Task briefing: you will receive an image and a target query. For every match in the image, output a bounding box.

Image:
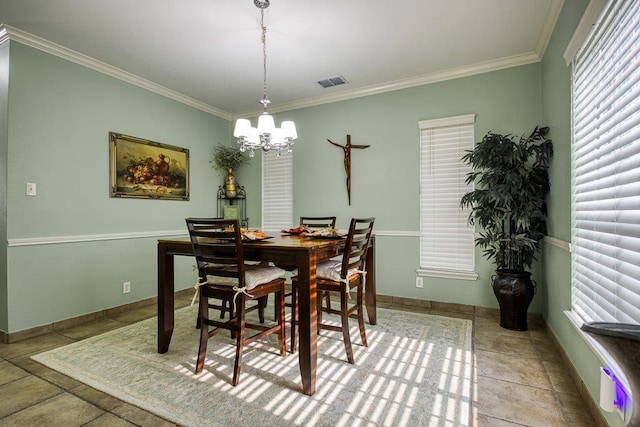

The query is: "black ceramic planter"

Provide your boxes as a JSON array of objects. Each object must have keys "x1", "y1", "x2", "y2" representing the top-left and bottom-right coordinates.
[{"x1": 492, "y1": 269, "x2": 536, "y2": 331}]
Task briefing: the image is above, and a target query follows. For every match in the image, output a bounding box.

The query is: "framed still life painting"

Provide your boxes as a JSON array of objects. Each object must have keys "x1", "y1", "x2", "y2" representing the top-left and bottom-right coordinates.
[{"x1": 110, "y1": 132, "x2": 190, "y2": 200}]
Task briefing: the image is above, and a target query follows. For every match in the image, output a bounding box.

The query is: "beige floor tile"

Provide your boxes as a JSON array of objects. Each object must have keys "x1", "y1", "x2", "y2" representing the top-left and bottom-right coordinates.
[
  {"x1": 1, "y1": 392, "x2": 104, "y2": 426},
  {"x1": 556, "y1": 392, "x2": 597, "y2": 425},
  {"x1": 387, "y1": 304, "x2": 430, "y2": 315},
  {"x1": 107, "y1": 305, "x2": 158, "y2": 324},
  {"x1": 391, "y1": 296, "x2": 432, "y2": 309},
  {"x1": 533, "y1": 338, "x2": 564, "y2": 363},
  {"x1": 0, "y1": 375, "x2": 63, "y2": 418},
  {"x1": 475, "y1": 376, "x2": 565, "y2": 425},
  {"x1": 83, "y1": 412, "x2": 138, "y2": 427},
  {"x1": 474, "y1": 413, "x2": 527, "y2": 426},
  {"x1": 175, "y1": 293, "x2": 195, "y2": 308},
  {"x1": 13, "y1": 354, "x2": 84, "y2": 390},
  {"x1": 57, "y1": 318, "x2": 127, "y2": 340},
  {"x1": 0, "y1": 333, "x2": 75, "y2": 360},
  {"x1": 111, "y1": 402, "x2": 177, "y2": 427},
  {"x1": 474, "y1": 315, "x2": 532, "y2": 338},
  {"x1": 430, "y1": 310, "x2": 474, "y2": 321},
  {"x1": 0, "y1": 360, "x2": 30, "y2": 385},
  {"x1": 71, "y1": 384, "x2": 124, "y2": 412},
  {"x1": 474, "y1": 331, "x2": 538, "y2": 358},
  {"x1": 475, "y1": 349, "x2": 552, "y2": 390},
  {"x1": 528, "y1": 322, "x2": 551, "y2": 340},
  {"x1": 544, "y1": 361, "x2": 580, "y2": 395}
]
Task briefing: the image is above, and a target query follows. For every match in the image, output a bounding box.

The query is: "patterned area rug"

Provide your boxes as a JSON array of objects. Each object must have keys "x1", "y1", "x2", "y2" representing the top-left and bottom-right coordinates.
[{"x1": 33, "y1": 305, "x2": 472, "y2": 426}]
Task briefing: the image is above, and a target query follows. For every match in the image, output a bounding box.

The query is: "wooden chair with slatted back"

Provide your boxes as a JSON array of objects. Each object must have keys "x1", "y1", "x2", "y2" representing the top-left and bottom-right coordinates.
[
  {"x1": 186, "y1": 218, "x2": 286, "y2": 385},
  {"x1": 300, "y1": 216, "x2": 337, "y2": 230},
  {"x1": 291, "y1": 217, "x2": 375, "y2": 362},
  {"x1": 192, "y1": 219, "x2": 266, "y2": 329},
  {"x1": 279, "y1": 216, "x2": 338, "y2": 349},
  {"x1": 300, "y1": 216, "x2": 338, "y2": 307}
]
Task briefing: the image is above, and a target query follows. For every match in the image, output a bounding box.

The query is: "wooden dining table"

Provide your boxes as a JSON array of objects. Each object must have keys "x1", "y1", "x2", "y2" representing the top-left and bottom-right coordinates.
[{"x1": 157, "y1": 233, "x2": 376, "y2": 396}]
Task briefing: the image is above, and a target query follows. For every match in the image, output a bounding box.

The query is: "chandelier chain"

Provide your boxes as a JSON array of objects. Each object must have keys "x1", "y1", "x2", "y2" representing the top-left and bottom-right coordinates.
[{"x1": 261, "y1": 7, "x2": 269, "y2": 111}]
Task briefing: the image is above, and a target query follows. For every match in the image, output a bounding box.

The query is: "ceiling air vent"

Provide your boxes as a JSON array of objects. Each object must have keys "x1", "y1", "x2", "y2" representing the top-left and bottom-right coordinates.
[{"x1": 317, "y1": 75, "x2": 348, "y2": 89}]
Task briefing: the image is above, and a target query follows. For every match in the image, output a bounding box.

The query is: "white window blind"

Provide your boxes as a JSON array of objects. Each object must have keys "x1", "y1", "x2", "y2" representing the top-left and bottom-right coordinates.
[
  {"x1": 571, "y1": 0, "x2": 640, "y2": 324},
  {"x1": 262, "y1": 152, "x2": 293, "y2": 233},
  {"x1": 419, "y1": 114, "x2": 476, "y2": 273}
]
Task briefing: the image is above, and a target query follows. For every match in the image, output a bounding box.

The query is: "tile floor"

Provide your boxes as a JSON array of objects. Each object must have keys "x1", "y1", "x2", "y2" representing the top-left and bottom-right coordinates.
[{"x1": 0, "y1": 294, "x2": 601, "y2": 426}]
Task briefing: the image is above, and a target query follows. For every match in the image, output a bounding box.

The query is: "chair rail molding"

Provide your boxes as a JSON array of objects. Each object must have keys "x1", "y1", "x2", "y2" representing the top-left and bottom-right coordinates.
[
  {"x1": 7, "y1": 230, "x2": 187, "y2": 247},
  {"x1": 8, "y1": 231, "x2": 567, "y2": 247},
  {"x1": 544, "y1": 235, "x2": 571, "y2": 252}
]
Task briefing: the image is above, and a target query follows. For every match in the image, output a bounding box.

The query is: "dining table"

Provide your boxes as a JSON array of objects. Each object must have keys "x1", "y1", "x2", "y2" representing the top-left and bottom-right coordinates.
[{"x1": 157, "y1": 233, "x2": 376, "y2": 396}]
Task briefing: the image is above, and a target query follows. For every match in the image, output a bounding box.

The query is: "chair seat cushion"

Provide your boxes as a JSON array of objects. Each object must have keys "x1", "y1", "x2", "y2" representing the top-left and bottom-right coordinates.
[
  {"x1": 207, "y1": 265, "x2": 285, "y2": 290},
  {"x1": 315, "y1": 260, "x2": 358, "y2": 282}
]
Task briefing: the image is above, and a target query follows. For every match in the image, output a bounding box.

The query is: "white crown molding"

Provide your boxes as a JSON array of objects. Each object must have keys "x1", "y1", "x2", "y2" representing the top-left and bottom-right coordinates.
[
  {"x1": 7, "y1": 230, "x2": 187, "y2": 247},
  {"x1": 0, "y1": 26, "x2": 8, "y2": 45},
  {"x1": 234, "y1": 51, "x2": 541, "y2": 119},
  {"x1": 536, "y1": 0, "x2": 565, "y2": 59},
  {"x1": 2, "y1": 25, "x2": 232, "y2": 120}
]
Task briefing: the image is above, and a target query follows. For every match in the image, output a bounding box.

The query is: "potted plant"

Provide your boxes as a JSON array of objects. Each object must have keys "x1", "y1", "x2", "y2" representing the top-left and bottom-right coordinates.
[
  {"x1": 460, "y1": 126, "x2": 553, "y2": 330},
  {"x1": 211, "y1": 145, "x2": 249, "y2": 198}
]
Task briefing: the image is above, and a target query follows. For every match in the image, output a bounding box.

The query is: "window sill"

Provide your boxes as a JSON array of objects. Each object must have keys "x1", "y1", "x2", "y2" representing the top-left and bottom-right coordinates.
[
  {"x1": 416, "y1": 268, "x2": 478, "y2": 281},
  {"x1": 565, "y1": 310, "x2": 631, "y2": 390},
  {"x1": 565, "y1": 310, "x2": 636, "y2": 423}
]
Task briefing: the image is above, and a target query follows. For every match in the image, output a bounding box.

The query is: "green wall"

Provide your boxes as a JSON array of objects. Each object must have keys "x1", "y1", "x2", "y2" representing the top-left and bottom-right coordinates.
[
  {"x1": 3, "y1": 41, "x2": 230, "y2": 332},
  {"x1": 243, "y1": 64, "x2": 544, "y2": 309}
]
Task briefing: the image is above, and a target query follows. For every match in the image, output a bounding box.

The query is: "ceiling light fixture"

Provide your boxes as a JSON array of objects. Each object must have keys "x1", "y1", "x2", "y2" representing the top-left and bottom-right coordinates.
[{"x1": 233, "y1": 0, "x2": 297, "y2": 157}]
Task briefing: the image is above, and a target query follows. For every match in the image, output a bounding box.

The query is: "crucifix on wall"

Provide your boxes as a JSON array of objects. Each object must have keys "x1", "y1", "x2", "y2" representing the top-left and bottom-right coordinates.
[{"x1": 327, "y1": 134, "x2": 370, "y2": 205}]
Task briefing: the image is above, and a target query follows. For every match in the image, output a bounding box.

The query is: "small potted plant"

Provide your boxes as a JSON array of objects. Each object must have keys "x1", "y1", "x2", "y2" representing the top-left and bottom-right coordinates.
[
  {"x1": 460, "y1": 126, "x2": 553, "y2": 330},
  {"x1": 211, "y1": 145, "x2": 249, "y2": 198}
]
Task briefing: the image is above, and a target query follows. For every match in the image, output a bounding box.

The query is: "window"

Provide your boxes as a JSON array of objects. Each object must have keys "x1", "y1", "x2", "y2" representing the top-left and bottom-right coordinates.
[
  {"x1": 571, "y1": 0, "x2": 640, "y2": 324},
  {"x1": 418, "y1": 114, "x2": 476, "y2": 278},
  {"x1": 262, "y1": 152, "x2": 293, "y2": 233}
]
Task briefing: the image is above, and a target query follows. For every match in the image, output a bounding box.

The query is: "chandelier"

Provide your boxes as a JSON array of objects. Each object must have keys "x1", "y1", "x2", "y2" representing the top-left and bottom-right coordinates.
[{"x1": 233, "y1": 0, "x2": 298, "y2": 157}]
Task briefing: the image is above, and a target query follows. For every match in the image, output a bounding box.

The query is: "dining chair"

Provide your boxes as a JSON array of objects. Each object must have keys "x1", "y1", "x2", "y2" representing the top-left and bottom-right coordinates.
[
  {"x1": 186, "y1": 217, "x2": 287, "y2": 386},
  {"x1": 300, "y1": 216, "x2": 337, "y2": 230},
  {"x1": 191, "y1": 218, "x2": 266, "y2": 326},
  {"x1": 300, "y1": 216, "x2": 338, "y2": 306},
  {"x1": 279, "y1": 215, "x2": 338, "y2": 340},
  {"x1": 291, "y1": 217, "x2": 375, "y2": 362}
]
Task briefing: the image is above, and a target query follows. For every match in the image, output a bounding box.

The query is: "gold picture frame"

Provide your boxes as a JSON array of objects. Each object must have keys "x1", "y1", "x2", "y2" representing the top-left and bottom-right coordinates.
[{"x1": 110, "y1": 132, "x2": 189, "y2": 200}]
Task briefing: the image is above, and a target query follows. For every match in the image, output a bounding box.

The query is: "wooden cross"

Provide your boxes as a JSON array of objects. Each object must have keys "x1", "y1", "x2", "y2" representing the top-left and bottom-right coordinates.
[{"x1": 327, "y1": 134, "x2": 370, "y2": 205}]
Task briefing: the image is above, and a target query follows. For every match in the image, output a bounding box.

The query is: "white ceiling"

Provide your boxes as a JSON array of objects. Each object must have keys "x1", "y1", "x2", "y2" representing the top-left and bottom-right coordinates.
[{"x1": 0, "y1": 0, "x2": 561, "y2": 119}]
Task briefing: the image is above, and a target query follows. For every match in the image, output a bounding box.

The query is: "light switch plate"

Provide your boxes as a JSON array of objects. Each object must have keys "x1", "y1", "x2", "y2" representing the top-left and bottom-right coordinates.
[{"x1": 26, "y1": 183, "x2": 37, "y2": 196}]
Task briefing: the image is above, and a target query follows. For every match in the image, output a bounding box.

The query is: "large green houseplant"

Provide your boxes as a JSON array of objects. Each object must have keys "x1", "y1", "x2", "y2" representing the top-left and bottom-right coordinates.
[{"x1": 460, "y1": 126, "x2": 553, "y2": 330}]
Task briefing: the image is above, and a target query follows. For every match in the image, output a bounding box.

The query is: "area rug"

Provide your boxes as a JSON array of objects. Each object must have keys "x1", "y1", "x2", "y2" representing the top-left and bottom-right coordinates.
[{"x1": 32, "y1": 305, "x2": 473, "y2": 426}]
